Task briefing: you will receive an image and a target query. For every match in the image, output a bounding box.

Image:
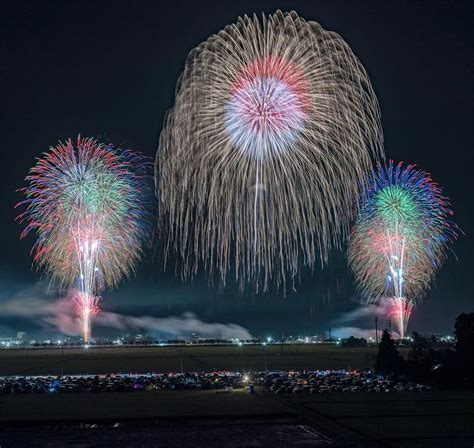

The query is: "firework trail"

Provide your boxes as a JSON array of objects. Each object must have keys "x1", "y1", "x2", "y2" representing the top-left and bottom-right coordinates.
[
  {"x1": 347, "y1": 161, "x2": 459, "y2": 338},
  {"x1": 156, "y1": 10, "x2": 384, "y2": 292},
  {"x1": 17, "y1": 136, "x2": 151, "y2": 342}
]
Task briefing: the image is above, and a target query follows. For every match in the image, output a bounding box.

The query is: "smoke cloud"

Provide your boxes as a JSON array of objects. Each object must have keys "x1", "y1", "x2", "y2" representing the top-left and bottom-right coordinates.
[
  {"x1": 330, "y1": 300, "x2": 395, "y2": 339},
  {"x1": 0, "y1": 283, "x2": 252, "y2": 340}
]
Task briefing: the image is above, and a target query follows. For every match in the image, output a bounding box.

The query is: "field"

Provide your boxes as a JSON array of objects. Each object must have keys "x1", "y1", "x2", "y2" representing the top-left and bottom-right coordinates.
[
  {"x1": 1, "y1": 345, "x2": 472, "y2": 447},
  {"x1": 0, "y1": 344, "x2": 382, "y2": 376},
  {"x1": 1, "y1": 389, "x2": 473, "y2": 447},
  {"x1": 286, "y1": 391, "x2": 474, "y2": 447}
]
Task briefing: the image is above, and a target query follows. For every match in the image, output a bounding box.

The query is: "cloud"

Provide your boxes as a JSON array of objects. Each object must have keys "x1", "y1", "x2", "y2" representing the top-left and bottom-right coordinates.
[
  {"x1": 96, "y1": 311, "x2": 252, "y2": 340},
  {"x1": 331, "y1": 300, "x2": 396, "y2": 339},
  {"x1": 0, "y1": 283, "x2": 252, "y2": 340},
  {"x1": 331, "y1": 326, "x2": 377, "y2": 339},
  {"x1": 332, "y1": 301, "x2": 391, "y2": 326}
]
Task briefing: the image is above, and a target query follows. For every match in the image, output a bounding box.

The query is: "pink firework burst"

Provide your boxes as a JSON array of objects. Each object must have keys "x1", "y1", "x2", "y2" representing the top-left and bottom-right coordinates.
[
  {"x1": 388, "y1": 297, "x2": 414, "y2": 339},
  {"x1": 73, "y1": 292, "x2": 100, "y2": 344}
]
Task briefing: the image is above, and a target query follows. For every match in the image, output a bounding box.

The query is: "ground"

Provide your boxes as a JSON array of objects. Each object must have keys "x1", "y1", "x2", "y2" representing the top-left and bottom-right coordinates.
[
  {"x1": 1, "y1": 389, "x2": 473, "y2": 447},
  {"x1": 0, "y1": 344, "x2": 379, "y2": 375},
  {"x1": 1, "y1": 345, "x2": 472, "y2": 447}
]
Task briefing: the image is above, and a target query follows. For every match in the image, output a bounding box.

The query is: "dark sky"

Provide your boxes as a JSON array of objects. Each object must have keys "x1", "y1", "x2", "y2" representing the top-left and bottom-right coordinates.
[{"x1": 1, "y1": 0, "x2": 472, "y2": 338}]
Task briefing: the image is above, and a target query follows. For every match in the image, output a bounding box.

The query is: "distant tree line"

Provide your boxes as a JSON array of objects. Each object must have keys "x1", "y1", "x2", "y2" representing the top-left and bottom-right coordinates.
[{"x1": 341, "y1": 336, "x2": 368, "y2": 348}]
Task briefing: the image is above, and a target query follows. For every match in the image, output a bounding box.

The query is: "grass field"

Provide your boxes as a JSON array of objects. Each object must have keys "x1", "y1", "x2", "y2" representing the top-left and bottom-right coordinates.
[
  {"x1": 1, "y1": 389, "x2": 472, "y2": 447},
  {"x1": 1, "y1": 345, "x2": 472, "y2": 447},
  {"x1": 0, "y1": 344, "x2": 382, "y2": 375},
  {"x1": 286, "y1": 391, "x2": 474, "y2": 447}
]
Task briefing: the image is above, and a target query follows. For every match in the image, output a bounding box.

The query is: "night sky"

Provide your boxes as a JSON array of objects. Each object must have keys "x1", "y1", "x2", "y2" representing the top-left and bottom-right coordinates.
[{"x1": 1, "y1": 0, "x2": 472, "y2": 339}]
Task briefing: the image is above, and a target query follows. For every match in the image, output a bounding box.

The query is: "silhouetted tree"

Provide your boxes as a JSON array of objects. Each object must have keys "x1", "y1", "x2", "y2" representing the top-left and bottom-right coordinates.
[
  {"x1": 454, "y1": 313, "x2": 474, "y2": 387},
  {"x1": 375, "y1": 329, "x2": 404, "y2": 375},
  {"x1": 342, "y1": 336, "x2": 368, "y2": 348},
  {"x1": 406, "y1": 332, "x2": 439, "y2": 381},
  {"x1": 408, "y1": 332, "x2": 429, "y2": 364},
  {"x1": 399, "y1": 314, "x2": 474, "y2": 387}
]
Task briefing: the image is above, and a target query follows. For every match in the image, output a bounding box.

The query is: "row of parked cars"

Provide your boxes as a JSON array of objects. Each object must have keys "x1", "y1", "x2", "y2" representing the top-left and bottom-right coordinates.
[
  {"x1": 0, "y1": 370, "x2": 430, "y2": 395},
  {"x1": 0, "y1": 372, "x2": 246, "y2": 394},
  {"x1": 254, "y1": 370, "x2": 431, "y2": 394}
]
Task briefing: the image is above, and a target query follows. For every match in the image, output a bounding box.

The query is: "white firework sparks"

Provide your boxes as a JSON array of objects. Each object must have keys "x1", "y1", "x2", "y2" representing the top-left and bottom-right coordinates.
[{"x1": 156, "y1": 11, "x2": 384, "y2": 292}]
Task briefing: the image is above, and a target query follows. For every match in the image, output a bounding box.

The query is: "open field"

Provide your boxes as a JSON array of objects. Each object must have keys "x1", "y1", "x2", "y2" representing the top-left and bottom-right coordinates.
[
  {"x1": 0, "y1": 345, "x2": 472, "y2": 447},
  {"x1": 0, "y1": 389, "x2": 366, "y2": 447},
  {"x1": 0, "y1": 389, "x2": 294, "y2": 422},
  {"x1": 0, "y1": 389, "x2": 472, "y2": 447},
  {"x1": 286, "y1": 390, "x2": 474, "y2": 448},
  {"x1": 0, "y1": 344, "x2": 384, "y2": 376}
]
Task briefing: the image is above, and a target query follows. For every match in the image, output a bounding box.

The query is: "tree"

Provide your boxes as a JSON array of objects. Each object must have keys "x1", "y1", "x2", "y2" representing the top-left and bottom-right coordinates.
[
  {"x1": 406, "y1": 332, "x2": 437, "y2": 380},
  {"x1": 375, "y1": 329, "x2": 404, "y2": 375},
  {"x1": 408, "y1": 332, "x2": 431, "y2": 363},
  {"x1": 454, "y1": 313, "x2": 474, "y2": 387},
  {"x1": 341, "y1": 336, "x2": 368, "y2": 348}
]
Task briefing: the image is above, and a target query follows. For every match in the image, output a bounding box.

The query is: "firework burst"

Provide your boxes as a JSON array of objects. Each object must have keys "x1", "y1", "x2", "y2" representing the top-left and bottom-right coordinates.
[
  {"x1": 156, "y1": 10, "x2": 383, "y2": 292},
  {"x1": 17, "y1": 136, "x2": 151, "y2": 341},
  {"x1": 347, "y1": 161, "x2": 459, "y2": 337}
]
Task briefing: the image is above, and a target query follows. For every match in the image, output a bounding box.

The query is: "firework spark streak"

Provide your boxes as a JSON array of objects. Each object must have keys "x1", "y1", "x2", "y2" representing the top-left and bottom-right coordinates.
[
  {"x1": 17, "y1": 137, "x2": 151, "y2": 342},
  {"x1": 347, "y1": 161, "x2": 459, "y2": 338},
  {"x1": 73, "y1": 293, "x2": 100, "y2": 343},
  {"x1": 388, "y1": 297, "x2": 413, "y2": 339},
  {"x1": 156, "y1": 10, "x2": 384, "y2": 292}
]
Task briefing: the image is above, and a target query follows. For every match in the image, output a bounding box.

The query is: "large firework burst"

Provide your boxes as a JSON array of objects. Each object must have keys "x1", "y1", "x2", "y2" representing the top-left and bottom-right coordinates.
[
  {"x1": 347, "y1": 161, "x2": 459, "y2": 337},
  {"x1": 17, "y1": 136, "x2": 151, "y2": 341},
  {"x1": 156, "y1": 10, "x2": 384, "y2": 292}
]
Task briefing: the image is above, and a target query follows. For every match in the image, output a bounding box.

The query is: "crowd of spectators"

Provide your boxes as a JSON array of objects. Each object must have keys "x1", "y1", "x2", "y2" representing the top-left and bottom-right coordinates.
[{"x1": 0, "y1": 369, "x2": 430, "y2": 395}]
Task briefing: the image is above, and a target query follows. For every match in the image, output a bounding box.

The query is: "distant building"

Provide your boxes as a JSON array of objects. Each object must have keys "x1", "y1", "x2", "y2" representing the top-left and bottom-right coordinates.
[{"x1": 17, "y1": 332, "x2": 27, "y2": 340}]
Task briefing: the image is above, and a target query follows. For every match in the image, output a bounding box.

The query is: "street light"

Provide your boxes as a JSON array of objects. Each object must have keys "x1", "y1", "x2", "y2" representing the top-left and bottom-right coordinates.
[
  {"x1": 238, "y1": 342, "x2": 243, "y2": 372},
  {"x1": 262, "y1": 342, "x2": 268, "y2": 372}
]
